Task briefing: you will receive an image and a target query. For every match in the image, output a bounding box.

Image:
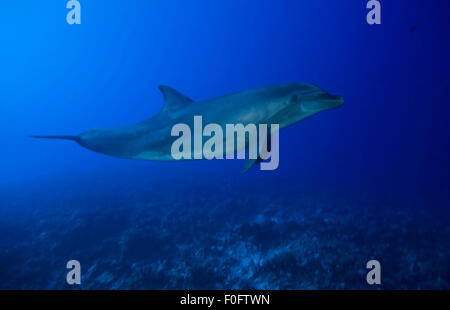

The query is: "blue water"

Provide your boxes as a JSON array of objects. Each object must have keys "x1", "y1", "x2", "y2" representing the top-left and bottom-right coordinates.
[{"x1": 1, "y1": 0, "x2": 449, "y2": 289}]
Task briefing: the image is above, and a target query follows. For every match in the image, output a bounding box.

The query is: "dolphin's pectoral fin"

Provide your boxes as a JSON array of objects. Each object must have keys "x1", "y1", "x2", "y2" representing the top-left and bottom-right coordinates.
[
  {"x1": 158, "y1": 85, "x2": 194, "y2": 114},
  {"x1": 241, "y1": 123, "x2": 275, "y2": 173},
  {"x1": 242, "y1": 156, "x2": 263, "y2": 173}
]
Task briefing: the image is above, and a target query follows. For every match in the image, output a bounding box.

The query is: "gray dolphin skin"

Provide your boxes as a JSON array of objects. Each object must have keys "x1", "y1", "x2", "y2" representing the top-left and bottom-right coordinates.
[{"x1": 31, "y1": 82, "x2": 343, "y2": 171}]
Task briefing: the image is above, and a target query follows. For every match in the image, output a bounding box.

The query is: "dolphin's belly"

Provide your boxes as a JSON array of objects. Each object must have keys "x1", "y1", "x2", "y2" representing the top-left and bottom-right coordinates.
[
  {"x1": 129, "y1": 95, "x2": 283, "y2": 161},
  {"x1": 131, "y1": 115, "x2": 275, "y2": 162}
]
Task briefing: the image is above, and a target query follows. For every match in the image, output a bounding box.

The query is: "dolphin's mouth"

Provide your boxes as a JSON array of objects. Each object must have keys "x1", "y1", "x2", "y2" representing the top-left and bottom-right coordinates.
[
  {"x1": 300, "y1": 94, "x2": 344, "y2": 113},
  {"x1": 325, "y1": 94, "x2": 344, "y2": 108}
]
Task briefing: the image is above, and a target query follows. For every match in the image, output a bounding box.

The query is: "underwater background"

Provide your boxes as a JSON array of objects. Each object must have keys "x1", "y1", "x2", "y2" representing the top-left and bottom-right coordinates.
[{"x1": 1, "y1": 0, "x2": 450, "y2": 289}]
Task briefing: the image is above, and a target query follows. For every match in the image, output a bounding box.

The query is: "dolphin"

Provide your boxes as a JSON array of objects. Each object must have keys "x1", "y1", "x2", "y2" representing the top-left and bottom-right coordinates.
[{"x1": 31, "y1": 82, "x2": 343, "y2": 172}]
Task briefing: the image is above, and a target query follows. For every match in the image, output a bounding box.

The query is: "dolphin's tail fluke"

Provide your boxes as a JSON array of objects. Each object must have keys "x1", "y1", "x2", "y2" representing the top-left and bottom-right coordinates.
[{"x1": 29, "y1": 135, "x2": 80, "y2": 143}]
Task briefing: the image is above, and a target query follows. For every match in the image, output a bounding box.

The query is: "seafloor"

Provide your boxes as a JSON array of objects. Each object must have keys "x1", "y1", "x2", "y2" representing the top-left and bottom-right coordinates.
[{"x1": 0, "y1": 174, "x2": 449, "y2": 289}]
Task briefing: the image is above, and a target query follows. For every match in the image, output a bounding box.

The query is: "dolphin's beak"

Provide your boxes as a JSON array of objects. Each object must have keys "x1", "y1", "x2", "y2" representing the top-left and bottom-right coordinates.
[{"x1": 327, "y1": 94, "x2": 344, "y2": 108}]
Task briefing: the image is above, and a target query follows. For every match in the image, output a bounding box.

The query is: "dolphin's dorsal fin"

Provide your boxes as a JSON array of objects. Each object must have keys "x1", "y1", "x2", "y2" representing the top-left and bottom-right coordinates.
[{"x1": 158, "y1": 85, "x2": 194, "y2": 114}]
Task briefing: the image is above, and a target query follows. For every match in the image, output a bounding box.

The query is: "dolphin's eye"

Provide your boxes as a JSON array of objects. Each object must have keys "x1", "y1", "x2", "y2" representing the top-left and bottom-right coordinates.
[{"x1": 291, "y1": 95, "x2": 299, "y2": 103}]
